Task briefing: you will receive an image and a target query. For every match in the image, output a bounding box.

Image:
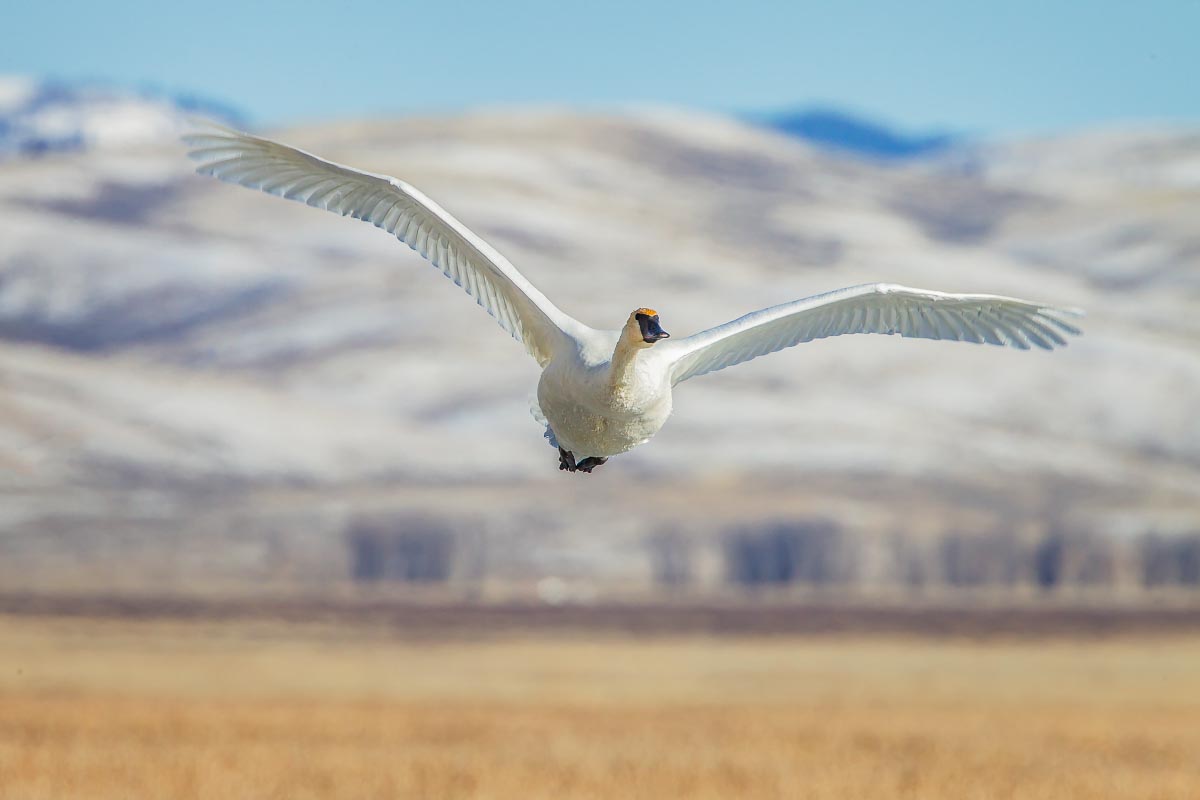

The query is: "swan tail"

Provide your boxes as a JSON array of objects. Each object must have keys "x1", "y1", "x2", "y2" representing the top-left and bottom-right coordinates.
[{"x1": 529, "y1": 397, "x2": 559, "y2": 449}]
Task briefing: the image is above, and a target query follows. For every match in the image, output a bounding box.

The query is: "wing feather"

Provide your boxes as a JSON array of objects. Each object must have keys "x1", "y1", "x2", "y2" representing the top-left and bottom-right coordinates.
[
  {"x1": 664, "y1": 283, "x2": 1083, "y2": 385},
  {"x1": 184, "y1": 122, "x2": 586, "y2": 366}
]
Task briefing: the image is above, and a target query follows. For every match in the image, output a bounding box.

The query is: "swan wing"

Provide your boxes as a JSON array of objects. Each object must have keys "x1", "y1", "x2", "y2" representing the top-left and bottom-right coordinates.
[
  {"x1": 184, "y1": 122, "x2": 583, "y2": 366},
  {"x1": 663, "y1": 283, "x2": 1083, "y2": 385}
]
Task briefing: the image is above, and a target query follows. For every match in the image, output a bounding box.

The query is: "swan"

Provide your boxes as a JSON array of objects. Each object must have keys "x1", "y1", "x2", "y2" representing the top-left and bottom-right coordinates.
[{"x1": 184, "y1": 123, "x2": 1084, "y2": 474}]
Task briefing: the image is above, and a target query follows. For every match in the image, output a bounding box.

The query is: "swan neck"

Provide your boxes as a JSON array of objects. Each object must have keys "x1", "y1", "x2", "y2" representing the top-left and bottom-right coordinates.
[{"x1": 609, "y1": 336, "x2": 644, "y2": 389}]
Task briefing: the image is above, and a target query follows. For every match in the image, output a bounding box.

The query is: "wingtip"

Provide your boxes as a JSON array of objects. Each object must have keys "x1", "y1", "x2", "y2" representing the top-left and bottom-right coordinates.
[
  {"x1": 1039, "y1": 307, "x2": 1085, "y2": 339},
  {"x1": 180, "y1": 117, "x2": 250, "y2": 153},
  {"x1": 183, "y1": 115, "x2": 241, "y2": 134}
]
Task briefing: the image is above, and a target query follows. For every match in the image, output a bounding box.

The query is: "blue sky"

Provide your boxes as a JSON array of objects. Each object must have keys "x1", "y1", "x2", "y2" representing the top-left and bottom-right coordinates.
[{"x1": 5, "y1": 0, "x2": 1198, "y2": 134}]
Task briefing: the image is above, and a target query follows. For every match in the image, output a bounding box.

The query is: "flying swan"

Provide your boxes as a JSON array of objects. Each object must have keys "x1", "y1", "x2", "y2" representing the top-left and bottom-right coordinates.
[{"x1": 185, "y1": 124, "x2": 1083, "y2": 474}]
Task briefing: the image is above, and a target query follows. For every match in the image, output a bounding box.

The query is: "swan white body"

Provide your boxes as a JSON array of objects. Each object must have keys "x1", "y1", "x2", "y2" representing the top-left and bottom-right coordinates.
[
  {"x1": 535, "y1": 327, "x2": 674, "y2": 460},
  {"x1": 186, "y1": 124, "x2": 1084, "y2": 473}
]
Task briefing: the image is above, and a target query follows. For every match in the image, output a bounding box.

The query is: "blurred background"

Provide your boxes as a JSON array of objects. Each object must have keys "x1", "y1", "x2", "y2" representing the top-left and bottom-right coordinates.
[{"x1": 2, "y1": 2, "x2": 1199, "y2": 798}]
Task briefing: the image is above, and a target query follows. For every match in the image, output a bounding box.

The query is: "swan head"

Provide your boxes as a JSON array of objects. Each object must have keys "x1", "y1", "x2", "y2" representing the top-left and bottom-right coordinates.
[{"x1": 627, "y1": 307, "x2": 670, "y2": 346}]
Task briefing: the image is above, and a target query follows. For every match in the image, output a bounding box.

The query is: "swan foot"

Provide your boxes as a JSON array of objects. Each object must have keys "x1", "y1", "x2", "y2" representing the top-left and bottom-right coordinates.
[{"x1": 558, "y1": 448, "x2": 607, "y2": 474}]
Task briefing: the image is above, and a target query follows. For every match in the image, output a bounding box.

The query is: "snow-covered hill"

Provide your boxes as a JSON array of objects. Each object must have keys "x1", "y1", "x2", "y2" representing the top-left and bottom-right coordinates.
[
  {"x1": 0, "y1": 76, "x2": 240, "y2": 158},
  {"x1": 1, "y1": 94, "x2": 1197, "y2": 589}
]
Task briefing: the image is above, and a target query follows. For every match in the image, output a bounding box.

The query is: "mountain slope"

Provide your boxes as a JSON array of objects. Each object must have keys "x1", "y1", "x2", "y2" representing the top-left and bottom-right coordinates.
[
  {"x1": 1, "y1": 104, "x2": 1197, "y2": 588},
  {"x1": 0, "y1": 76, "x2": 240, "y2": 158},
  {"x1": 758, "y1": 107, "x2": 955, "y2": 158}
]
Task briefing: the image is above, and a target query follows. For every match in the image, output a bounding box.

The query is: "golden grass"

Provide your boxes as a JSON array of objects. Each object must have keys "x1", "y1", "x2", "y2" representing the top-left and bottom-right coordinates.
[{"x1": 1, "y1": 614, "x2": 1199, "y2": 799}]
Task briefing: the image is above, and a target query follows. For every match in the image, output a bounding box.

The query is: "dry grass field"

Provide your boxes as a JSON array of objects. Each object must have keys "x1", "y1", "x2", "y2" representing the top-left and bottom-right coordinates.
[{"x1": 2, "y1": 610, "x2": 1199, "y2": 799}]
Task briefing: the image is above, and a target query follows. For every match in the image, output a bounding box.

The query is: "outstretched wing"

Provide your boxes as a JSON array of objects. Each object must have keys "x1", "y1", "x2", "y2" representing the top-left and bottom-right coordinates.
[
  {"x1": 663, "y1": 283, "x2": 1083, "y2": 385},
  {"x1": 184, "y1": 122, "x2": 584, "y2": 366}
]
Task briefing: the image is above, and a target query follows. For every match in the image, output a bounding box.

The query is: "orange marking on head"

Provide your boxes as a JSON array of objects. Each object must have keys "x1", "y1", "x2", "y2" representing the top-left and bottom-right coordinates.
[{"x1": 634, "y1": 307, "x2": 660, "y2": 317}]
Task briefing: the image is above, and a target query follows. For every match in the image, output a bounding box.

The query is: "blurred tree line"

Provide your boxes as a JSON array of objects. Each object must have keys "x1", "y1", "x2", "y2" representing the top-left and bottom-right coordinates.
[
  {"x1": 346, "y1": 517, "x2": 456, "y2": 583},
  {"x1": 345, "y1": 514, "x2": 1200, "y2": 595}
]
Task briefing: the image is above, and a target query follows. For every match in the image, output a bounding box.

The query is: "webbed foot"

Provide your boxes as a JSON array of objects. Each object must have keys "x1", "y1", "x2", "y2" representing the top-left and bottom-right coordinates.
[{"x1": 558, "y1": 449, "x2": 607, "y2": 474}]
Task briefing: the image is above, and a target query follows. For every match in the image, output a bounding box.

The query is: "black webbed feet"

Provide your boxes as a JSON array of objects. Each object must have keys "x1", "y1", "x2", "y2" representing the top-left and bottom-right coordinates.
[{"x1": 558, "y1": 449, "x2": 606, "y2": 474}]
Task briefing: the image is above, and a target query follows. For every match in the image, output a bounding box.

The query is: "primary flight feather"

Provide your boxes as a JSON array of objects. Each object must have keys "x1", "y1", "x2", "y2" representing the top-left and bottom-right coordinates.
[{"x1": 185, "y1": 123, "x2": 1083, "y2": 474}]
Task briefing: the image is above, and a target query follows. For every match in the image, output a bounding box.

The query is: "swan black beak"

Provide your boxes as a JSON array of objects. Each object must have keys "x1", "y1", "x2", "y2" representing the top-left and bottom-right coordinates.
[{"x1": 637, "y1": 313, "x2": 670, "y2": 343}]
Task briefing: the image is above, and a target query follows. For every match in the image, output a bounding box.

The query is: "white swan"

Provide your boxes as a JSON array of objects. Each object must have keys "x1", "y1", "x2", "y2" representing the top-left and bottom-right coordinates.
[{"x1": 185, "y1": 124, "x2": 1083, "y2": 474}]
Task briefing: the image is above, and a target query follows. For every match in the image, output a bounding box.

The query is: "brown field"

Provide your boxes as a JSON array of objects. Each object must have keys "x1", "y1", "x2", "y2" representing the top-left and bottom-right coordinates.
[{"x1": 2, "y1": 606, "x2": 1199, "y2": 799}]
